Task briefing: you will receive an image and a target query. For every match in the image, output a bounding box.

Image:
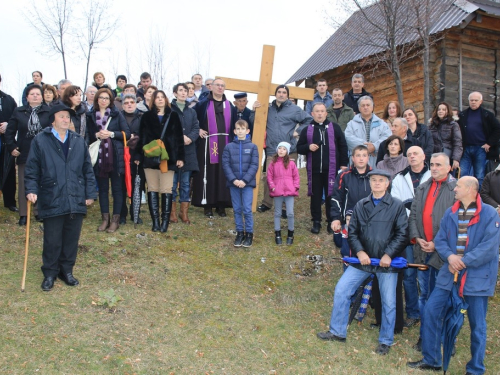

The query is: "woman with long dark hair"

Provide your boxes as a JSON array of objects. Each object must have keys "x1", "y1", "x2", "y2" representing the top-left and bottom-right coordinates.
[
  {"x1": 135, "y1": 90, "x2": 185, "y2": 233},
  {"x1": 429, "y1": 102, "x2": 462, "y2": 171},
  {"x1": 86, "y1": 88, "x2": 130, "y2": 233},
  {"x1": 5, "y1": 85, "x2": 51, "y2": 225},
  {"x1": 403, "y1": 108, "x2": 434, "y2": 162},
  {"x1": 376, "y1": 135, "x2": 408, "y2": 178}
]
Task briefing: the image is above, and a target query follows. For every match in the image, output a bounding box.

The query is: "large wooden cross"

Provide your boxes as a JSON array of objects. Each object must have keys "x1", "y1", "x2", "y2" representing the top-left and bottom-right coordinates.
[{"x1": 216, "y1": 45, "x2": 314, "y2": 212}]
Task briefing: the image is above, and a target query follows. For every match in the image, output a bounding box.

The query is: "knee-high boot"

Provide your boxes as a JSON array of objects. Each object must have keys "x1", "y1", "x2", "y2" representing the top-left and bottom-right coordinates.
[
  {"x1": 160, "y1": 193, "x2": 172, "y2": 233},
  {"x1": 148, "y1": 192, "x2": 161, "y2": 232}
]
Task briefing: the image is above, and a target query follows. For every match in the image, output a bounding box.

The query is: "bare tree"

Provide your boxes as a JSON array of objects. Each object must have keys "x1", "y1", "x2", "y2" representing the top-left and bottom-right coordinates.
[
  {"x1": 23, "y1": 0, "x2": 73, "y2": 78},
  {"x1": 146, "y1": 28, "x2": 170, "y2": 91},
  {"x1": 77, "y1": 0, "x2": 119, "y2": 91}
]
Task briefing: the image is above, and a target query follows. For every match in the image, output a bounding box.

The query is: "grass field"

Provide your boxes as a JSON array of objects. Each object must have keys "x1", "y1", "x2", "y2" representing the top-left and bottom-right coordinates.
[{"x1": 1, "y1": 169, "x2": 499, "y2": 374}]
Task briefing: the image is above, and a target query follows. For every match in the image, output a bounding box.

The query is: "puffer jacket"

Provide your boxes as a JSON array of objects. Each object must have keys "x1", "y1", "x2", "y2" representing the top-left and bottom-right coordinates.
[
  {"x1": 249, "y1": 99, "x2": 312, "y2": 156},
  {"x1": 267, "y1": 157, "x2": 300, "y2": 197},
  {"x1": 435, "y1": 195, "x2": 500, "y2": 296},
  {"x1": 222, "y1": 136, "x2": 259, "y2": 188},
  {"x1": 391, "y1": 165, "x2": 431, "y2": 215},
  {"x1": 5, "y1": 104, "x2": 51, "y2": 165},
  {"x1": 24, "y1": 128, "x2": 97, "y2": 219},
  {"x1": 305, "y1": 91, "x2": 333, "y2": 114},
  {"x1": 348, "y1": 193, "x2": 408, "y2": 273},
  {"x1": 429, "y1": 119, "x2": 463, "y2": 162},
  {"x1": 86, "y1": 106, "x2": 130, "y2": 174},
  {"x1": 345, "y1": 113, "x2": 391, "y2": 167},
  {"x1": 409, "y1": 174, "x2": 457, "y2": 268},
  {"x1": 326, "y1": 103, "x2": 355, "y2": 132}
]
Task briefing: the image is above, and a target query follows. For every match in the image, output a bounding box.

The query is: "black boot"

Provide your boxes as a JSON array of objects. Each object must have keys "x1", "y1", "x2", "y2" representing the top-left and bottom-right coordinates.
[
  {"x1": 147, "y1": 192, "x2": 161, "y2": 232},
  {"x1": 275, "y1": 230, "x2": 282, "y2": 245},
  {"x1": 242, "y1": 232, "x2": 253, "y2": 248},
  {"x1": 234, "y1": 231, "x2": 245, "y2": 247},
  {"x1": 327, "y1": 221, "x2": 334, "y2": 234},
  {"x1": 160, "y1": 193, "x2": 172, "y2": 233},
  {"x1": 286, "y1": 230, "x2": 294, "y2": 245},
  {"x1": 311, "y1": 221, "x2": 321, "y2": 234}
]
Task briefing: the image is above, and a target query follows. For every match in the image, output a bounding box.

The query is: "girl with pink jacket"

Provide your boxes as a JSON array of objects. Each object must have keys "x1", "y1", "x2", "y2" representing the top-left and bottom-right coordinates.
[{"x1": 267, "y1": 142, "x2": 300, "y2": 245}]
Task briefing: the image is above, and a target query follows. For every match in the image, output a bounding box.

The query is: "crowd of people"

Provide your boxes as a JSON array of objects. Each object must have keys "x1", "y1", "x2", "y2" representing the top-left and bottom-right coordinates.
[{"x1": 1, "y1": 69, "x2": 500, "y2": 374}]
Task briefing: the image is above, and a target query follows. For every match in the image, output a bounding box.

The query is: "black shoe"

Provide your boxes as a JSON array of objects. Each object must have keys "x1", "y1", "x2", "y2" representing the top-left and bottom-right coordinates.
[
  {"x1": 204, "y1": 207, "x2": 214, "y2": 218},
  {"x1": 275, "y1": 230, "x2": 282, "y2": 245},
  {"x1": 370, "y1": 322, "x2": 380, "y2": 329},
  {"x1": 35, "y1": 215, "x2": 43, "y2": 222},
  {"x1": 404, "y1": 318, "x2": 420, "y2": 328},
  {"x1": 327, "y1": 221, "x2": 334, "y2": 234},
  {"x1": 316, "y1": 331, "x2": 346, "y2": 342},
  {"x1": 311, "y1": 221, "x2": 321, "y2": 234},
  {"x1": 160, "y1": 194, "x2": 172, "y2": 233},
  {"x1": 375, "y1": 343, "x2": 390, "y2": 355},
  {"x1": 119, "y1": 216, "x2": 127, "y2": 225},
  {"x1": 281, "y1": 209, "x2": 287, "y2": 219},
  {"x1": 41, "y1": 277, "x2": 55, "y2": 291},
  {"x1": 18, "y1": 216, "x2": 27, "y2": 226},
  {"x1": 257, "y1": 204, "x2": 271, "y2": 213},
  {"x1": 216, "y1": 207, "x2": 227, "y2": 217},
  {"x1": 8, "y1": 206, "x2": 19, "y2": 212},
  {"x1": 242, "y1": 233, "x2": 253, "y2": 247},
  {"x1": 413, "y1": 337, "x2": 422, "y2": 352},
  {"x1": 234, "y1": 231, "x2": 245, "y2": 247},
  {"x1": 406, "y1": 360, "x2": 441, "y2": 371},
  {"x1": 286, "y1": 230, "x2": 294, "y2": 245},
  {"x1": 58, "y1": 272, "x2": 79, "y2": 286}
]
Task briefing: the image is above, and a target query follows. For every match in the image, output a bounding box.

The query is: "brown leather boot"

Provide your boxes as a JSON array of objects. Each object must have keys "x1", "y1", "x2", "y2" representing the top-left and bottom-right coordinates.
[
  {"x1": 179, "y1": 202, "x2": 191, "y2": 224},
  {"x1": 170, "y1": 201, "x2": 178, "y2": 223},
  {"x1": 97, "y1": 213, "x2": 110, "y2": 232},
  {"x1": 107, "y1": 214, "x2": 121, "y2": 233}
]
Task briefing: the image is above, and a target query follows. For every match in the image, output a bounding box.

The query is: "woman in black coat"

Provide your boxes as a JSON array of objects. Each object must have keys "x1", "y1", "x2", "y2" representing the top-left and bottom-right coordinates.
[
  {"x1": 5, "y1": 85, "x2": 51, "y2": 225},
  {"x1": 86, "y1": 87, "x2": 130, "y2": 233},
  {"x1": 135, "y1": 90, "x2": 185, "y2": 233},
  {"x1": 61, "y1": 85, "x2": 88, "y2": 139},
  {"x1": 403, "y1": 108, "x2": 434, "y2": 163}
]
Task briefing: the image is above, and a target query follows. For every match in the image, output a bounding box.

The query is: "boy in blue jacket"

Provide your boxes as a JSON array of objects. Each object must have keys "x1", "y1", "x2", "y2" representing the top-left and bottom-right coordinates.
[{"x1": 222, "y1": 120, "x2": 259, "y2": 247}]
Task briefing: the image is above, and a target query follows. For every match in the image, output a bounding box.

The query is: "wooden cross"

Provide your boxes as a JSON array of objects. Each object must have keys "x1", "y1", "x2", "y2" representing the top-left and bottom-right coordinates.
[{"x1": 217, "y1": 45, "x2": 314, "y2": 212}]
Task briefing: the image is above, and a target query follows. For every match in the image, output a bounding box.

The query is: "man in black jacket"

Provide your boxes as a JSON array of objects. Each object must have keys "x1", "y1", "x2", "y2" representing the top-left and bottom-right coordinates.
[
  {"x1": 342, "y1": 73, "x2": 373, "y2": 114},
  {"x1": 0, "y1": 74, "x2": 18, "y2": 212},
  {"x1": 458, "y1": 91, "x2": 500, "y2": 187},
  {"x1": 318, "y1": 169, "x2": 408, "y2": 356},
  {"x1": 25, "y1": 105, "x2": 96, "y2": 291}
]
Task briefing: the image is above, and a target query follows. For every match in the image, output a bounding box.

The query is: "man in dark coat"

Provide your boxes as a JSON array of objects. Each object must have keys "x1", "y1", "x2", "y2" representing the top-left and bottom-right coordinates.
[
  {"x1": 25, "y1": 105, "x2": 96, "y2": 291},
  {"x1": 297, "y1": 102, "x2": 348, "y2": 234},
  {"x1": 480, "y1": 164, "x2": 500, "y2": 214},
  {"x1": 318, "y1": 169, "x2": 408, "y2": 356},
  {"x1": 192, "y1": 78, "x2": 236, "y2": 217},
  {"x1": 0, "y1": 74, "x2": 18, "y2": 211},
  {"x1": 342, "y1": 73, "x2": 373, "y2": 114},
  {"x1": 458, "y1": 91, "x2": 500, "y2": 187},
  {"x1": 233, "y1": 92, "x2": 254, "y2": 136}
]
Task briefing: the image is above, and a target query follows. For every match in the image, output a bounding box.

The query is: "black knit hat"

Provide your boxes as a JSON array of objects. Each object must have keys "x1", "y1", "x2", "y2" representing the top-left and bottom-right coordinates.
[{"x1": 275, "y1": 85, "x2": 289, "y2": 97}]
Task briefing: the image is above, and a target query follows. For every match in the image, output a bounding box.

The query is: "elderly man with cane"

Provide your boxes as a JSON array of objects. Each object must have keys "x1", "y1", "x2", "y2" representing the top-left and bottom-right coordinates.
[{"x1": 24, "y1": 105, "x2": 96, "y2": 291}]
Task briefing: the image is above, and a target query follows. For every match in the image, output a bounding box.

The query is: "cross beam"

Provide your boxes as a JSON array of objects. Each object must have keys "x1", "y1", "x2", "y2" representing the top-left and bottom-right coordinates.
[{"x1": 216, "y1": 45, "x2": 314, "y2": 212}]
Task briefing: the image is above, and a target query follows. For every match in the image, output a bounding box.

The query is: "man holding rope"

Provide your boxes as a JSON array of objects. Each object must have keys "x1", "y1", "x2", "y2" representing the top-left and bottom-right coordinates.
[{"x1": 25, "y1": 105, "x2": 96, "y2": 291}]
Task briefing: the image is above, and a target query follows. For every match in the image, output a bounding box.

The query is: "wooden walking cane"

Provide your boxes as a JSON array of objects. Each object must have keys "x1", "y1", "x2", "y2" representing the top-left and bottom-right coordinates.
[{"x1": 21, "y1": 201, "x2": 31, "y2": 292}]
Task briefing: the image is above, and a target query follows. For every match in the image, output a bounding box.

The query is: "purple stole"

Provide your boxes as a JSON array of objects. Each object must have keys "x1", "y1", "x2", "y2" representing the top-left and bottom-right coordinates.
[
  {"x1": 306, "y1": 122, "x2": 337, "y2": 196},
  {"x1": 207, "y1": 99, "x2": 231, "y2": 164}
]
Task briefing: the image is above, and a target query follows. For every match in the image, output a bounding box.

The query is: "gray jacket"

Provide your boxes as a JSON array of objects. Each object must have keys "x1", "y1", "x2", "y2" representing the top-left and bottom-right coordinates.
[
  {"x1": 409, "y1": 174, "x2": 457, "y2": 269},
  {"x1": 250, "y1": 99, "x2": 312, "y2": 157}
]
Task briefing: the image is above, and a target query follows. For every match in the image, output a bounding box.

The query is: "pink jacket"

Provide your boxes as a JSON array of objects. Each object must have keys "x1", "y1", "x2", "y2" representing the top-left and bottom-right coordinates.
[{"x1": 267, "y1": 158, "x2": 300, "y2": 197}]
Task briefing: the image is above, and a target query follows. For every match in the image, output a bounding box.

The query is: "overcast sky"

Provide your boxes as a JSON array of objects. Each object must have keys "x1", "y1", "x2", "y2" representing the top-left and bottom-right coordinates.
[{"x1": 0, "y1": 0, "x2": 336, "y2": 104}]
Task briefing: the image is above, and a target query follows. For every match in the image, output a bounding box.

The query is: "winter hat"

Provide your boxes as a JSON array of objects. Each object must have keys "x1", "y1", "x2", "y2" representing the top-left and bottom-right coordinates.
[
  {"x1": 275, "y1": 84, "x2": 289, "y2": 97},
  {"x1": 276, "y1": 142, "x2": 291, "y2": 155},
  {"x1": 49, "y1": 104, "x2": 75, "y2": 124}
]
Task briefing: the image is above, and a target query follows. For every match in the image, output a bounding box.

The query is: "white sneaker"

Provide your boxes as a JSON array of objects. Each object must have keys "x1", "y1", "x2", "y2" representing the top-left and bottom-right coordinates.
[{"x1": 141, "y1": 192, "x2": 146, "y2": 204}]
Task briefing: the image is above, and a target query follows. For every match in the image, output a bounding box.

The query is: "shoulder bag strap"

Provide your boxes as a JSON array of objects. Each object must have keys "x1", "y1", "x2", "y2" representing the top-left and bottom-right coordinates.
[{"x1": 160, "y1": 114, "x2": 171, "y2": 140}]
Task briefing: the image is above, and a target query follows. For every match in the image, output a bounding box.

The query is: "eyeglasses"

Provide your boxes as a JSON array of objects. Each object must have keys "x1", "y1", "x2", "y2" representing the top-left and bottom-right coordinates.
[
  {"x1": 98, "y1": 97, "x2": 110, "y2": 101},
  {"x1": 213, "y1": 84, "x2": 225, "y2": 88}
]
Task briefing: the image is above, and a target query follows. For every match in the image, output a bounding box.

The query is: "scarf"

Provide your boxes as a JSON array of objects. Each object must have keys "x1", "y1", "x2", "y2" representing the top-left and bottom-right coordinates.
[
  {"x1": 27, "y1": 105, "x2": 42, "y2": 138},
  {"x1": 207, "y1": 99, "x2": 231, "y2": 164},
  {"x1": 96, "y1": 108, "x2": 114, "y2": 177}
]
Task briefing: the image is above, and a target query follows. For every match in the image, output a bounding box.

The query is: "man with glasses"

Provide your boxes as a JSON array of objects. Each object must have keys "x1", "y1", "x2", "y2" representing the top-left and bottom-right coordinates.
[
  {"x1": 84, "y1": 86, "x2": 97, "y2": 111},
  {"x1": 192, "y1": 78, "x2": 236, "y2": 217}
]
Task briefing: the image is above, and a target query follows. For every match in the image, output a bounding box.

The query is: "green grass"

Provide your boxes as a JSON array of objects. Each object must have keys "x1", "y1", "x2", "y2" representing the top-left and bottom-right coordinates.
[{"x1": 1, "y1": 169, "x2": 500, "y2": 374}]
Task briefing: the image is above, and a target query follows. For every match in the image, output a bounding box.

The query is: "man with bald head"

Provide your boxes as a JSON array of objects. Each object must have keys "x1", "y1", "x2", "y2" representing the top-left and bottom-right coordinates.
[
  {"x1": 408, "y1": 176, "x2": 500, "y2": 373},
  {"x1": 390, "y1": 146, "x2": 430, "y2": 328},
  {"x1": 376, "y1": 117, "x2": 419, "y2": 165},
  {"x1": 458, "y1": 91, "x2": 500, "y2": 187}
]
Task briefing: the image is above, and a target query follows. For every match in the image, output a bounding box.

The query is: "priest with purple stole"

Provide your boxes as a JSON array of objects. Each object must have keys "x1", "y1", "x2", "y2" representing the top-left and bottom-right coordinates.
[
  {"x1": 192, "y1": 78, "x2": 236, "y2": 217},
  {"x1": 297, "y1": 102, "x2": 349, "y2": 234}
]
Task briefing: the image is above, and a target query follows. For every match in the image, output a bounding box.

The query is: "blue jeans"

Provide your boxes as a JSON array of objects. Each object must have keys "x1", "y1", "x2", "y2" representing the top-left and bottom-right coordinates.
[
  {"x1": 328, "y1": 266, "x2": 397, "y2": 345},
  {"x1": 229, "y1": 186, "x2": 254, "y2": 233},
  {"x1": 172, "y1": 170, "x2": 192, "y2": 202},
  {"x1": 418, "y1": 264, "x2": 439, "y2": 337},
  {"x1": 422, "y1": 287, "x2": 488, "y2": 374},
  {"x1": 403, "y1": 245, "x2": 420, "y2": 319},
  {"x1": 460, "y1": 145, "x2": 487, "y2": 187}
]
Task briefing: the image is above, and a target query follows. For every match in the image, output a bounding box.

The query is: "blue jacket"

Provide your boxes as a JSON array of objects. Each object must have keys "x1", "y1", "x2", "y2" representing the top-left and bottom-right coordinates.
[
  {"x1": 222, "y1": 136, "x2": 259, "y2": 188},
  {"x1": 434, "y1": 195, "x2": 500, "y2": 296},
  {"x1": 305, "y1": 91, "x2": 333, "y2": 114}
]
